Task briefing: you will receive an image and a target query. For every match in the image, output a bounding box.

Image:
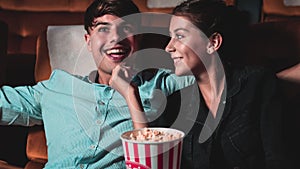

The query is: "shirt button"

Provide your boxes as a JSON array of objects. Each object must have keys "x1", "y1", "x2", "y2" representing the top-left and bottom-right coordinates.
[
  {"x1": 96, "y1": 120, "x2": 102, "y2": 125},
  {"x1": 98, "y1": 100, "x2": 105, "y2": 105},
  {"x1": 79, "y1": 164, "x2": 84, "y2": 169},
  {"x1": 90, "y1": 145, "x2": 95, "y2": 149},
  {"x1": 143, "y1": 99, "x2": 150, "y2": 105}
]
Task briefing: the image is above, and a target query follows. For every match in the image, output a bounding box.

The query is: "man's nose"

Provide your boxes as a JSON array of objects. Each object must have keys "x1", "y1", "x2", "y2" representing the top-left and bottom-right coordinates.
[
  {"x1": 109, "y1": 28, "x2": 125, "y2": 43},
  {"x1": 109, "y1": 31, "x2": 120, "y2": 43}
]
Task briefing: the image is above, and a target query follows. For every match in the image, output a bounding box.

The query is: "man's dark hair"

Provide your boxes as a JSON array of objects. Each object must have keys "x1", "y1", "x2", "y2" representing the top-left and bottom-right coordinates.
[{"x1": 84, "y1": 0, "x2": 140, "y2": 33}]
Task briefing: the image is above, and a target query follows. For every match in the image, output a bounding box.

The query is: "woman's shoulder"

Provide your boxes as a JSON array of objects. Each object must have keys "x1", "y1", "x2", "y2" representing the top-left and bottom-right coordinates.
[
  {"x1": 226, "y1": 65, "x2": 278, "y2": 91},
  {"x1": 225, "y1": 65, "x2": 280, "y2": 99},
  {"x1": 228, "y1": 64, "x2": 277, "y2": 80}
]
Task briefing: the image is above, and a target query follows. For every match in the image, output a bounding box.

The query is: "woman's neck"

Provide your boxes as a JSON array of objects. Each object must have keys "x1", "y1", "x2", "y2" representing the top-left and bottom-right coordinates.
[{"x1": 196, "y1": 66, "x2": 225, "y2": 118}]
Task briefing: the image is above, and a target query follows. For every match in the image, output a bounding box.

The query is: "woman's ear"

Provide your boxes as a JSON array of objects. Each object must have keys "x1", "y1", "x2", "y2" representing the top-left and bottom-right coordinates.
[
  {"x1": 206, "y1": 32, "x2": 223, "y2": 54},
  {"x1": 84, "y1": 33, "x2": 92, "y2": 51}
]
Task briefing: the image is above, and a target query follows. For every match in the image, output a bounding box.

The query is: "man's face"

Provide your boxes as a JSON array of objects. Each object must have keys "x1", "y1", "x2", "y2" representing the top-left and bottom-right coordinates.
[{"x1": 85, "y1": 14, "x2": 138, "y2": 76}]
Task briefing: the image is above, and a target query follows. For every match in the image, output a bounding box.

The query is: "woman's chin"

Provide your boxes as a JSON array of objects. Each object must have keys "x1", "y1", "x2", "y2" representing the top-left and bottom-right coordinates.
[{"x1": 175, "y1": 69, "x2": 191, "y2": 77}]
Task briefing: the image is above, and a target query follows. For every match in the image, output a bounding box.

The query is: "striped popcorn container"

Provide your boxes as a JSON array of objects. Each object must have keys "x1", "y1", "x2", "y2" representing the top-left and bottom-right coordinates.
[{"x1": 120, "y1": 128, "x2": 184, "y2": 169}]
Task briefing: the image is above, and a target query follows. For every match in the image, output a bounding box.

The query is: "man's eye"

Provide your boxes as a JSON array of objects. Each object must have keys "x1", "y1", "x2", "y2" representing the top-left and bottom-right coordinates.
[
  {"x1": 123, "y1": 25, "x2": 134, "y2": 33},
  {"x1": 98, "y1": 27, "x2": 109, "y2": 32}
]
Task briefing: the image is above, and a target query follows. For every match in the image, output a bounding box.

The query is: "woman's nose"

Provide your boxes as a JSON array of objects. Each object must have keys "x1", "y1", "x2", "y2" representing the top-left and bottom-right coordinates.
[{"x1": 165, "y1": 40, "x2": 176, "y2": 53}]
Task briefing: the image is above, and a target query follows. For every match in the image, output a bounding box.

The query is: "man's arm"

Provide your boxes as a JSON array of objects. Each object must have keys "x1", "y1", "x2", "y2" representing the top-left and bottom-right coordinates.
[{"x1": 0, "y1": 85, "x2": 42, "y2": 126}]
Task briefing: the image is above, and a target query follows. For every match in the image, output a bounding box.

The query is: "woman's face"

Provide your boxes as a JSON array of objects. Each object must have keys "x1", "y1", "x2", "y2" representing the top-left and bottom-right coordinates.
[{"x1": 166, "y1": 16, "x2": 209, "y2": 76}]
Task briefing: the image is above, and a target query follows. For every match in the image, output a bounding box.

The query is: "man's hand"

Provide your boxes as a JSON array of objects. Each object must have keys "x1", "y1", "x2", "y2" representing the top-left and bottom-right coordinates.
[
  {"x1": 109, "y1": 63, "x2": 136, "y2": 98},
  {"x1": 109, "y1": 63, "x2": 147, "y2": 129}
]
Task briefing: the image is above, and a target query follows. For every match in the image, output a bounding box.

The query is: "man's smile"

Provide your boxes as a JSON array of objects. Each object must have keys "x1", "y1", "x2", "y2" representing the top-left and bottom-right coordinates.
[{"x1": 105, "y1": 47, "x2": 130, "y2": 61}]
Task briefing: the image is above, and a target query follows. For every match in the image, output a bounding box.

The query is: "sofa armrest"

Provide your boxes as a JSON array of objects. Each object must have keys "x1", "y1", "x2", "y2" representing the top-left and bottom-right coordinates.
[{"x1": 0, "y1": 160, "x2": 23, "y2": 169}]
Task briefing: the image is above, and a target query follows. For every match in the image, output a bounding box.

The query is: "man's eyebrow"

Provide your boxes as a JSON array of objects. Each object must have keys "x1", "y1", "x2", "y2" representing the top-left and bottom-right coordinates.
[{"x1": 94, "y1": 22, "x2": 111, "y2": 27}]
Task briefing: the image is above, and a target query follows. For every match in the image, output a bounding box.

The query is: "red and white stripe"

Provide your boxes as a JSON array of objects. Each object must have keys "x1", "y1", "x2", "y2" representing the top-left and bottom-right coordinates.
[{"x1": 122, "y1": 140, "x2": 183, "y2": 169}]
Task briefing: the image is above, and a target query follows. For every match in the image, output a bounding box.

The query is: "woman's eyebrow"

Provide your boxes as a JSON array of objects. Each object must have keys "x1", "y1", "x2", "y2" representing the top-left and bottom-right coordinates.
[{"x1": 174, "y1": 28, "x2": 189, "y2": 33}]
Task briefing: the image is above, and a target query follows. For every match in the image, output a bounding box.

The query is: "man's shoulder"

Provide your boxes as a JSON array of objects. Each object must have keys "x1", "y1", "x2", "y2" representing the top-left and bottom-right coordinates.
[
  {"x1": 43, "y1": 69, "x2": 89, "y2": 87},
  {"x1": 49, "y1": 69, "x2": 86, "y2": 80}
]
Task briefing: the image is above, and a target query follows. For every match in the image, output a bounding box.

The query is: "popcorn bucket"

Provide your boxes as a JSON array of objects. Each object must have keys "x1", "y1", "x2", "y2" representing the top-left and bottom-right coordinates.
[{"x1": 120, "y1": 128, "x2": 184, "y2": 169}]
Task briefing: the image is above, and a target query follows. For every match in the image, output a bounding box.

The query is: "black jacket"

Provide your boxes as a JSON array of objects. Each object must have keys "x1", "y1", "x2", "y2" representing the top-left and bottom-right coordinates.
[{"x1": 152, "y1": 66, "x2": 284, "y2": 169}]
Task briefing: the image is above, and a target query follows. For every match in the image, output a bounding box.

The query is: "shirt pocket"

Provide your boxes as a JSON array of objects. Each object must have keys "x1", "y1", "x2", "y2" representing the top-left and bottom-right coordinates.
[{"x1": 226, "y1": 122, "x2": 262, "y2": 158}]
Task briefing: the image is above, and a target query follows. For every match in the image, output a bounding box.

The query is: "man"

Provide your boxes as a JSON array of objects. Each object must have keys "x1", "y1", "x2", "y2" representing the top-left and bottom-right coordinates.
[{"x1": 0, "y1": 0, "x2": 193, "y2": 168}]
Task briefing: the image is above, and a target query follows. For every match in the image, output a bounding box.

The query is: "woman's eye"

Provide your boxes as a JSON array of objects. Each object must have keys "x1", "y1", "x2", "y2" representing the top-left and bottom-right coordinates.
[{"x1": 176, "y1": 34, "x2": 184, "y2": 39}]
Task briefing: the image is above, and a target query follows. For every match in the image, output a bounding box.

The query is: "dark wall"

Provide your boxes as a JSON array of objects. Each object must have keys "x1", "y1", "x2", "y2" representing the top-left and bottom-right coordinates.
[{"x1": 236, "y1": 0, "x2": 262, "y2": 23}]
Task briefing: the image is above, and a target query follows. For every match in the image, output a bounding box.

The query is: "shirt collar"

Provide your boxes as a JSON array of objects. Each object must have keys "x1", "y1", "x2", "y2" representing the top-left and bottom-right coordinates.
[
  {"x1": 223, "y1": 65, "x2": 241, "y2": 98},
  {"x1": 88, "y1": 70, "x2": 98, "y2": 83}
]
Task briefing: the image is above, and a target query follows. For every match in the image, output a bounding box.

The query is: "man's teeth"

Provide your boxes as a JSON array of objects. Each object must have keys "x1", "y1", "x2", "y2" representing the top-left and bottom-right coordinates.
[{"x1": 106, "y1": 49, "x2": 125, "y2": 55}]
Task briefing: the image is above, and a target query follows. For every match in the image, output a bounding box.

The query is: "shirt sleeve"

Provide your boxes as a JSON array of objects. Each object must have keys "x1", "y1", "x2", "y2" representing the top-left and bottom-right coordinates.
[
  {"x1": 0, "y1": 84, "x2": 43, "y2": 126},
  {"x1": 158, "y1": 69, "x2": 195, "y2": 96}
]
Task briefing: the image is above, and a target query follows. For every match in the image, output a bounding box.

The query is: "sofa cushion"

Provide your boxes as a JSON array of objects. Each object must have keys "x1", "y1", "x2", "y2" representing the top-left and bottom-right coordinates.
[{"x1": 46, "y1": 25, "x2": 96, "y2": 76}]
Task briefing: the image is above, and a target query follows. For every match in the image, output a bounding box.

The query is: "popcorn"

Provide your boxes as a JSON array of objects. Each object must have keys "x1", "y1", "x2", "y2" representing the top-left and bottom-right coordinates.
[{"x1": 128, "y1": 127, "x2": 182, "y2": 142}]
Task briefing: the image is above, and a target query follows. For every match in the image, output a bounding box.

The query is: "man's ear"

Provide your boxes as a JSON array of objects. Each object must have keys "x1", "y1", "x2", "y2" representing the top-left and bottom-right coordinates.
[
  {"x1": 134, "y1": 34, "x2": 143, "y2": 50},
  {"x1": 84, "y1": 33, "x2": 92, "y2": 51},
  {"x1": 206, "y1": 32, "x2": 223, "y2": 54}
]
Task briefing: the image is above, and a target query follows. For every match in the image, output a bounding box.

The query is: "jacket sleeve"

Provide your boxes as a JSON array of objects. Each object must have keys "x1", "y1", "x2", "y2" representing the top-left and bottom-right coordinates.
[{"x1": 260, "y1": 70, "x2": 284, "y2": 169}]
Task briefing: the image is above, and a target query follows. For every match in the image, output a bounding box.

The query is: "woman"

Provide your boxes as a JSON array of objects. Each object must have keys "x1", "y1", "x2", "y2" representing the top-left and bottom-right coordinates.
[{"x1": 164, "y1": 0, "x2": 284, "y2": 169}]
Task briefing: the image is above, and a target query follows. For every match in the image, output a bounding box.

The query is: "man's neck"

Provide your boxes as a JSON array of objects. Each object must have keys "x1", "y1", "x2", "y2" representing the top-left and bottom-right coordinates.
[{"x1": 96, "y1": 71, "x2": 111, "y2": 85}]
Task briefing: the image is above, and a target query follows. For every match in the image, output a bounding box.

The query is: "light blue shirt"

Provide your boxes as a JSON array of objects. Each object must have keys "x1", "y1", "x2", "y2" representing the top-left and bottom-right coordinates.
[{"x1": 0, "y1": 69, "x2": 194, "y2": 169}]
